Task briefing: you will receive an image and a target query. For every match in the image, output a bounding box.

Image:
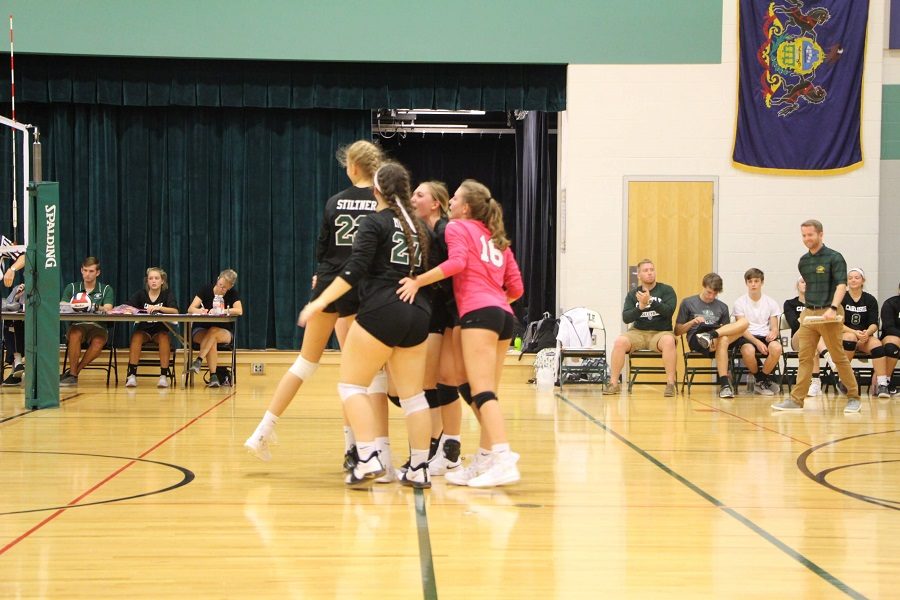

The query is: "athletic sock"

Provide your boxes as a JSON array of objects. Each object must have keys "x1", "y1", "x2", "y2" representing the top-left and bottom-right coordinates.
[
  {"x1": 491, "y1": 442, "x2": 511, "y2": 455},
  {"x1": 878, "y1": 375, "x2": 889, "y2": 385},
  {"x1": 410, "y1": 448, "x2": 429, "y2": 469},
  {"x1": 343, "y1": 425, "x2": 356, "y2": 452},
  {"x1": 254, "y1": 410, "x2": 279, "y2": 439},
  {"x1": 356, "y1": 440, "x2": 377, "y2": 462}
]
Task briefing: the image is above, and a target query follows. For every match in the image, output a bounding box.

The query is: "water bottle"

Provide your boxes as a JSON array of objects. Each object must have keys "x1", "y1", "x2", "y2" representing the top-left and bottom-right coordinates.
[{"x1": 212, "y1": 294, "x2": 225, "y2": 316}]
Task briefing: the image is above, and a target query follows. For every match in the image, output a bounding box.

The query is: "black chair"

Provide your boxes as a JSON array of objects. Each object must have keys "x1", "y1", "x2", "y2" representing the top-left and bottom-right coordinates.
[
  {"x1": 558, "y1": 309, "x2": 607, "y2": 388},
  {"x1": 134, "y1": 342, "x2": 177, "y2": 385},
  {"x1": 730, "y1": 342, "x2": 783, "y2": 393},
  {"x1": 681, "y1": 335, "x2": 723, "y2": 394},
  {"x1": 61, "y1": 323, "x2": 118, "y2": 385},
  {"x1": 189, "y1": 340, "x2": 237, "y2": 386},
  {"x1": 628, "y1": 348, "x2": 669, "y2": 391}
]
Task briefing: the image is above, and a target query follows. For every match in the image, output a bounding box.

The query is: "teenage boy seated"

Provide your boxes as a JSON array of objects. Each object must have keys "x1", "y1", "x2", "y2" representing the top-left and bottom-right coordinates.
[
  {"x1": 732, "y1": 268, "x2": 783, "y2": 396},
  {"x1": 674, "y1": 273, "x2": 748, "y2": 398}
]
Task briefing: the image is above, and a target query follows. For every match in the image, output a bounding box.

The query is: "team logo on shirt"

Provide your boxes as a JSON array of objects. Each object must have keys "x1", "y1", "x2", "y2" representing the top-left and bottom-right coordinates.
[{"x1": 815, "y1": 265, "x2": 825, "y2": 274}]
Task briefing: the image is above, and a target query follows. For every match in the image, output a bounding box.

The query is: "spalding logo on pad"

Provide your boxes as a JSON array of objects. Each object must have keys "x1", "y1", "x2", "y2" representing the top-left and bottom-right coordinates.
[{"x1": 70, "y1": 291, "x2": 93, "y2": 312}]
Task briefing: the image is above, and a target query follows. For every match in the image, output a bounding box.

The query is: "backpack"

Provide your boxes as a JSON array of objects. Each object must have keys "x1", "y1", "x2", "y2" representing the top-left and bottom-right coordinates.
[{"x1": 519, "y1": 312, "x2": 559, "y2": 358}]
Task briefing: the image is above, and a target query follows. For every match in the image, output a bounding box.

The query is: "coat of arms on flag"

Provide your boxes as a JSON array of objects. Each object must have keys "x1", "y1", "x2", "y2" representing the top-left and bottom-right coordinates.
[{"x1": 732, "y1": 0, "x2": 869, "y2": 174}]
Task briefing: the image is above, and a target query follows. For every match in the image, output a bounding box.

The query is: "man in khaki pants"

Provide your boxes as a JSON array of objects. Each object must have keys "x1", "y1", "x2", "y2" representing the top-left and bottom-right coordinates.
[{"x1": 772, "y1": 220, "x2": 861, "y2": 413}]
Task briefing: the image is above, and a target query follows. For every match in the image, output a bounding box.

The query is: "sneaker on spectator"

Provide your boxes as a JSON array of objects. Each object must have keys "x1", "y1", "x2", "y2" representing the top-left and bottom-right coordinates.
[
  {"x1": 718, "y1": 383, "x2": 735, "y2": 399},
  {"x1": 753, "y1": 380, "x2": 774, "y2": 396},
  {"x1": 761, "y1": 380, "x2": 781, "y2": 395},
  {"x1": 663, "y1": 383, "x2": 677, "y2": 397},
  {"x1": 771, "y1": 398, "x2": 804, "y2": 411},
  {"x1": 602, "y1": 382, "x2": 621, "y2": 395},
  {"x1": 468, "y1": 452, "x2": 521, "y2": 488},
  {"x1": 2, "y1": 372, "x2": 20, "y2": 386},
  {"x1": 125, "y1": 374, "x2": 137, "y2": 388},
  {"x1": 59, "y1": 372, "x2": 78, "y2": 386},
  {"x1": 190, "y1": 358, "x2": 202, "y2": 374},
  {"x1": 244, "y1": 433, "x2": 272, "y2": 462},
  {"x1": 157, "y1": 375, "x2": 170, "y2": 388},
  {"x1": 844, "y1": 398, "x2": 862, "y2": 414},
  {"x1": 207, "y1": 374, "x2": 220, "y2": 388},
  {"x1": 876, "y1": 383, "x2": 891, "y2": 398},
  {"x1": 345, "y1": 451, "x2": 385, "y2": 487},
  {"x1": 890, "y1": 386, "x2": 899, "y2": 397},
  {"x1": 807, "y1": 378, "x2": 822, "y2": 397},
  {"x1": 696, "y1": 332, "x2": 713, "y2": 349},
  {"x1": 12, "y1": 363, "x2": 24, "y2": 377}
]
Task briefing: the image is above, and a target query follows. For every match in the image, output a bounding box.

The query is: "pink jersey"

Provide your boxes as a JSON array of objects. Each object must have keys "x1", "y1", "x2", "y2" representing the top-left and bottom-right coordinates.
[{"x1": 439, "y1": 219, "x2": 524, "y2": 317}]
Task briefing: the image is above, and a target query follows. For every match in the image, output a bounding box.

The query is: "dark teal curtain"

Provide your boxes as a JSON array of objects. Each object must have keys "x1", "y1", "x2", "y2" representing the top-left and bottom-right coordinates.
[
  {"x1": 0, "y1": 56, "x2": 565, "y2": 348},
  {"x1": 0, "y1": 104, "x2": 369, "y2": 349}
]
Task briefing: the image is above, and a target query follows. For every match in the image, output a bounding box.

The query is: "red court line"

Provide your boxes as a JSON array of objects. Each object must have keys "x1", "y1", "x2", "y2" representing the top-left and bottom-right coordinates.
[
  {"x1": 690, "y1": 398, "x2": 812, "y2": 447},
  {"x1": 0, "y1": 393, "x2": 235, "y2": 557}
]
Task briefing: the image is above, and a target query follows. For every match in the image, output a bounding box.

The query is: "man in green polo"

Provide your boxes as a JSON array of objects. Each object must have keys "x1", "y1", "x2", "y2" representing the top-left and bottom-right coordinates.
[{"x1": 772, "y1": 220, "x2": 860, "y2": 413}]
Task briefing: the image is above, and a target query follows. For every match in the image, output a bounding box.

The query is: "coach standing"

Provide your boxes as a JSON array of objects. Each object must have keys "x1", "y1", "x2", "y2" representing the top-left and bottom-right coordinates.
[{"x1": 772, "y1": 220, "x2": 861, "y2": 413}]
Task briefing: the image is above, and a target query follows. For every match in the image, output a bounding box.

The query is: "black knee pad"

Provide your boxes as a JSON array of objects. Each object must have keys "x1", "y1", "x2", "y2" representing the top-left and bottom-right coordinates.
[
  {"x1": 842, "y1": 340, "x2": 858, "y2": 351},
  {"x1": 885, "y1": 343, "x2": 900, "y2": 358},
  {"x1": 870, "y1": 346, "x2": 886, "y2": 359},
  {"x1": 458, "y1": 382, "x2": 473, "y2": 405},
  {"x1": 472, "y1": 391, "x2": 498, "y2": 409},
  {"x1": 436, "y1": 383, "x2": 459, "y2": 407},
  {"x1": 387, "y1": 394, "x2": 400, "y2": 408},
  {"x1": 424, "y1": 388, "x2": 440, "y2": 409}
]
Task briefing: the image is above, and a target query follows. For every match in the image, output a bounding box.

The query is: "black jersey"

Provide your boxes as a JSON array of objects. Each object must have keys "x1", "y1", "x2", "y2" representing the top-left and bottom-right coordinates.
[
  {"x1": 127, "y1": 288, "x2": 179, "y2": 312},
  {"x1": 315, "y1": 185, "x2": 378, "y2": 278},
  {"x1": 842, "y1": 290, "x2": 879, "y2": 332},
  {"x1": 880, "y1": 295, "x2": 900, "y2": 338},
  {"x1": 783, "y1": 296, "x2": 804, "y2": 336},
  {"x1": 340, "y1": 208, "x2": 430, "y2": 312},
  {"x1": 430, "y1": 217, "x2": 453, "y2": 301}
]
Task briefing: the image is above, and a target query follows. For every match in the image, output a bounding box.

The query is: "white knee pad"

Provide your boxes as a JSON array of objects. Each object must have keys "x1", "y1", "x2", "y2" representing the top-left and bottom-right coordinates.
[
  {"x1": 399, "y1": 392, "x2": 429, "y2": 416},
  {"x1": 337, "y1": 382, "x2": 369, "y2": 402},
  {"x1": 288, "y1": 355, "x2": 318, "y2": 381},
  {"x1": 367, "y1": 369, "x2": 388, "y2": 394}
]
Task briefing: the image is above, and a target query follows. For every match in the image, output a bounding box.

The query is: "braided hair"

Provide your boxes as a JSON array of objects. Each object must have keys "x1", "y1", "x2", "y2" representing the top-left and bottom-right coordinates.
[{"x1": 375, "y1": 162, "x2": 430, "y2": 277}]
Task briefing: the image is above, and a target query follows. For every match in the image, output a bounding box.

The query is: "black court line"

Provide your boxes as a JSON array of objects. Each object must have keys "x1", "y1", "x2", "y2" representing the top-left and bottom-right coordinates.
[
  {"x1": 413, "y1": 487, "x2": 438, "y2": 600},
  {"x1": 797, "y1": 429, "x2": 900, "y2": 511},
  {"x1": 558, "y1": 393, "x2": 866, "y2": 599},
  {"x1": 0, "y1": 393, "x2": 82, "y2": 424}
]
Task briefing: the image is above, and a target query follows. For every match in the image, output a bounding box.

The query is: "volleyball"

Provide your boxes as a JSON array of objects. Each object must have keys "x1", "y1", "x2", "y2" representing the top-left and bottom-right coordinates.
[{"x1": 70, "y1": 291, "x2": 92, "y2": 312}]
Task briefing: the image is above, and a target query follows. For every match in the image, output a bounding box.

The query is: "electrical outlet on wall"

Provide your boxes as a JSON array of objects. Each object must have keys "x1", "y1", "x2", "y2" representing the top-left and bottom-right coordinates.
[{"x1": 251, "y1": 363, "x2": 265, "y2": 375}]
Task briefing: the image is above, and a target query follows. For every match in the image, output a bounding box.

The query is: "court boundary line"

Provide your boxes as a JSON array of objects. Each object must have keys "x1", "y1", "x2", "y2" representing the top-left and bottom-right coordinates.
[
  {"x1": 0, "y1": 393, "x2": 235, "y2": 557},
  {"x1": 558, "y1": 393, "x2": 866, "y2": 599},
  {"x1": 413, "y1": 488, "x2": 438, "y2": 600},
  {"x1": 0, "y1": 393, "x2": 82, "y2": 424}
]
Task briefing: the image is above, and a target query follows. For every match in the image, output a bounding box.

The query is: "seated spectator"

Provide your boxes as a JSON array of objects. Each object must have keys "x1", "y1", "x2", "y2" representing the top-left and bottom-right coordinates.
[
  {"x1": 59, "y1": 256, "x2": 114, "y2": 386},
  {"x1": 732, "y1": 268, "x2": 782, "y2": 396},
  {"x1": 784, "y1": 276, "x2": 828, "y2": 396},
  {"x1": 674, "y1": 272, "x2": 748, "y2": 399},
  {"x1": 121, "y1": 267, "x2": 180, "y2": 389},
  {"x1": 840, "y1": 268, "x2": 890, "y2": 398},
  {"x1": 603, "y1": 259, "x2": 678, "y2": 397},
  {"x1": 187, "y1": 269, "x2": 243, "y2": 388},
  {"x1": 880, "y1": 282, "x2": 900, "y2": 396},
  {"x1": 2, "y1": 251, "x2": 25, "y2": 386}
]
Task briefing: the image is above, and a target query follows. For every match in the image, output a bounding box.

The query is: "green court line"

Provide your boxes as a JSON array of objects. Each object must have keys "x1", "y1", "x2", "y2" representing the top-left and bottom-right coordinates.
[{"x1": 558, "y1": 393, "x2": 866, "y2": 599}]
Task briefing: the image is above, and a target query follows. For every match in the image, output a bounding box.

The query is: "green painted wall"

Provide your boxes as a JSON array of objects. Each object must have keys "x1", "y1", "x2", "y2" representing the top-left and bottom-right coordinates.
[
  {"x1": 7, "y1": 0, "x2": 722, "y2": 65},
  {"x1": 883, "y1": 85, "x2": 900, "y2": 159}
]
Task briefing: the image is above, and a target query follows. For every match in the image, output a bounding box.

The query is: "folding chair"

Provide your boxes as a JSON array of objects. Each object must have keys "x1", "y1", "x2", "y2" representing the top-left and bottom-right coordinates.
[
  {"x1": 558, "y1": 308, "x2": 607, "y2": 388},
  {"x1": 61, "y1": 323, "x2": 118, "y2": 385},
  {"x1": 681, "y1": 335, "x2": 720, "y2": 394}
]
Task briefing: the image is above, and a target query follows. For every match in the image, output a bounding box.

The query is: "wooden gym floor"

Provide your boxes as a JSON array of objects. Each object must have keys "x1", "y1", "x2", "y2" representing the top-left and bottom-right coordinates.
[{"x1": 1, "y1": 359, "x2": 899, "y2": 599}]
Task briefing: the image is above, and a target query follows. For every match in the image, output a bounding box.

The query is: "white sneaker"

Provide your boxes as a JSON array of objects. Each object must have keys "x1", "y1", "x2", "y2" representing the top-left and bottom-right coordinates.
[
  {"x1": 244, "y1": 434, "x2": 272, "y2": 462},
  {"x1": 807, "y1": 378, "x2": 822, "y2": 397},
  {"x1": 157, "y1": 375, "x2": 170, "y2": 388},
  {"x1": 345, "y1": 451, "x2": 385, "y2": 486},
  {"x1": 428, "y1": 439, "x2": 462, "y2": 476},
  {"x1": 125, "y1": 374, "x2": 137, "y2": 388},
  {"x1": 400, "y1": 462, "x2": 431, "y2": 489},
  {"x1": 445, "y1": 453, "x2": 492, "y2": 486},
  {"x1": 375, "y1": 447, "x2": 396, "y2": 484},
  {"x1": 468, "y1": 452, "x2": 521, "y2": 488}
]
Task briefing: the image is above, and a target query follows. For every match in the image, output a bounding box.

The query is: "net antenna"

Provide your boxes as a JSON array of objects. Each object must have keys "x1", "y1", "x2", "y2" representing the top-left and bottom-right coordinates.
[{"x1": 3, "y1": 14, "x2": 33, "y2": 254}]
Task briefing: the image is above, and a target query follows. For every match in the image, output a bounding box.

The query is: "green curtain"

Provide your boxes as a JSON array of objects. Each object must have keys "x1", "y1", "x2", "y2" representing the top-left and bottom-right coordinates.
[{"x1": 0, "y1": 104, "x2": 369, "y2": 349}]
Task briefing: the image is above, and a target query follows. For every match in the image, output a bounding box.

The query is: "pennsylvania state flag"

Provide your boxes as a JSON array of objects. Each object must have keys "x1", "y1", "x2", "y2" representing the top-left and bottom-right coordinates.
[{"x1": 732, "y1": 0, "x2": 869, "y2": 174}]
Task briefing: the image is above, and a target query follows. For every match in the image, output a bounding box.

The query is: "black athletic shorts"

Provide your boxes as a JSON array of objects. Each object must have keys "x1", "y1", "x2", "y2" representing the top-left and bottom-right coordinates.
[
  {"x1": 134, "y1": 322, "x2": 170, "y2": 338},
  {"x1": 310, "y1": 275, "x2": 360, "y2": 317},
  {"x1": 429, "y1": 296, "x2": 458, "y2": 334},
  {"x1": 730, "y1": 334, "x2": 772, "y2": 351},
  {"x1": 357, "y1": 301, "x2": 430, "y2": 348},
  {"x1": 459, "y1": 306, "x2": 515, "y2": 340}
]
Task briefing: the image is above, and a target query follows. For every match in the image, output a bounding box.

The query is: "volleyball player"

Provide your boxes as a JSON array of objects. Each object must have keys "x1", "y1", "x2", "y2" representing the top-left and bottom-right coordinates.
[
  {"x1": 879, "y1": 283, "x2": 900, "y2": 395},
  {"x1": 411, "y1": 181, "x2": 465, "y2": 476},
  {"x1": 398, "y1": 179, "x2": 524, "y2": 488},
  {"x1": 244, "y1": 140, "x2": 383, "y2": 462},
  {"x1": 299, "y1": 161, "x2": 433, "y2": 488},
  {"x1": 839, "y1": 268, "x2": 891, "y2": 398}
]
